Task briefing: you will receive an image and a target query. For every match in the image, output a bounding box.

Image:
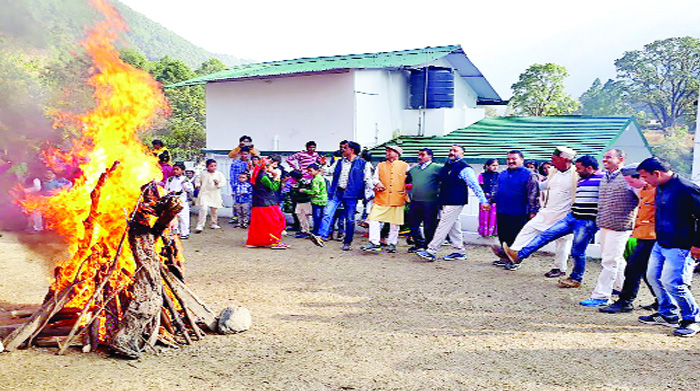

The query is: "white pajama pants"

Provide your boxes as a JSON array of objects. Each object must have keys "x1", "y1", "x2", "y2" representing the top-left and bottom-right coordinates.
[
  {"x1": 590, "y1": 228, "x2": 632, "y2": 300},
  {"x1": 369, "y1": 220, "x2": 400, "y2": 245},
  {"x1": 510, "y1": 221, "x2": 573, "y2": 271},
  {"x1": 427, "y1": 205, "x2": 465, "y2": 255}
]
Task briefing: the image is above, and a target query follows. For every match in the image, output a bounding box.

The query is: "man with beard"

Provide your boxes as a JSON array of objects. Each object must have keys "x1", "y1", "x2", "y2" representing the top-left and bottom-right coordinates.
[{"x1": 416, "y1": 145, "x2": 489, "y2": 261}]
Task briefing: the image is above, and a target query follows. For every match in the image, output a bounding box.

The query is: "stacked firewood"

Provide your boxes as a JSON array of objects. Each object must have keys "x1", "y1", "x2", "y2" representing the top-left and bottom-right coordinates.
[{"x1": 0, "y1": 162, "x2": 219, "y2": 358}]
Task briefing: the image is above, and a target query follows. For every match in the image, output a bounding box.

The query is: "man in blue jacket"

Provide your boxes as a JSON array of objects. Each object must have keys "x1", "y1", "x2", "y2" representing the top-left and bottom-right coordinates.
[
  {"x1": 637, "y1": 157, "x2": 700, "y2": 337},
  {"x1": 311, "y1": 141, "x2": 372, "y2": 251}
]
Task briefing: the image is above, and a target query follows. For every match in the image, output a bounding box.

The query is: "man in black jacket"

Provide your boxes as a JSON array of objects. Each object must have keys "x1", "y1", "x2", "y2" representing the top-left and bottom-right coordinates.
[{"x1": 637, "y1": 157, "x2": 700, "y2": 337}]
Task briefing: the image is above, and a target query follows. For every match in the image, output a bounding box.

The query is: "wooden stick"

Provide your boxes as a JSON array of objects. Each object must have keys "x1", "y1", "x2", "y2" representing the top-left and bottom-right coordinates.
[
  {"x1": 161, "y1": 289, "x2": 191, "y2": 345},
  {"x1": 160, "y1": 267, "x2": 206, "y2": 338},
  {"x1": 160, "y1": 266, "x2": 218, "y2": 332}
]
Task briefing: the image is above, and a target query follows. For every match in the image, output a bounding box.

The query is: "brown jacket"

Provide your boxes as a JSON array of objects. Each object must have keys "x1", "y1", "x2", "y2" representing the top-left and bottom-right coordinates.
[
  {"x1": 374, "y1": 160, "x2": 409, "y2": 207},
  {"x1": 632, "y1": 184, "x2": 656, "y2": 240}
]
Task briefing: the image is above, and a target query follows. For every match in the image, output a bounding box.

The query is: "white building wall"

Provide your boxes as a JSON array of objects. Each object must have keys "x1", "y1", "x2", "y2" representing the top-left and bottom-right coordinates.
[
  {"x1": 205, "y1": 72, "x2": 355, "y2": 152},
  {"x1": 353, "y1": 69, "x2": 408, "y2": 149}
]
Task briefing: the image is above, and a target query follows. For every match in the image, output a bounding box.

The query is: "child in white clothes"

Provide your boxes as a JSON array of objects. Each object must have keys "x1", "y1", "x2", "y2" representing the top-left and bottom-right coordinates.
[
  {"x1": 165, "y1": 162, "x2": 194, "y2": 239},
  {"x1": 194, "y1": 159, "x2": 226, "y2": 232}
]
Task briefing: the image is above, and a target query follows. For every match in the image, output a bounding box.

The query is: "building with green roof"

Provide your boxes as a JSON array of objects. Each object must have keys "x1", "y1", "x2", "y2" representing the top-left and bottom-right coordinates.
[
  {"x1": 371, "y1": 116, "x2": 652, "y2": 165},
  {"x1": 171, "y1": 44, "x2": 504, "y2": 154}
]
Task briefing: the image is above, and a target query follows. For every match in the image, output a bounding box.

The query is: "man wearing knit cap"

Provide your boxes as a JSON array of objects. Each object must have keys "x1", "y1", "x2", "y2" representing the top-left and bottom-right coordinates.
[
  {"x1": 361, "y1": 145, "x2": 409, "y2": 253},
  {"x1": 501, "y1": 146, "x2": 578, "y2": 276}
]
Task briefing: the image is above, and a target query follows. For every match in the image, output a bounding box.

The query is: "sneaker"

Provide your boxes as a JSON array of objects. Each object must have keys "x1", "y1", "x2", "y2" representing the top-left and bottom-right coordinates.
[
  {"x1": 503, "y1": 242, "x2": 521, "y2": 264},
  {"x1": 640, "y1": 301, "x2": 659, "y2": 311},
  {"x1": 442, "y1": 253, "x2": 466, "y2": 261},
  {"x1": 194, "y1": 227, "x2": 203, "y2": 233},
  {"x1": 210, "y1": 224, "x2": 221, "y2": 229},
  {"x1": 504, "y1": 262, "x2": 521, "y2": 271},
  {"x1": 673, "y1": 320, "x2": 700, "y2": 337},
  {"x1": 294, "y1": 232, "x2": 310, "y2": 238},
  {"x1": 544, "y1": 269, "x2": 566, "y2": 278},
  {"x1": 179, "y1": 235, "x2": 189, "y2": 240},
  {"x1": 228, "y1": 218, "x2": 237, "y2": 224},
  {"x1": 416, "y1": 250, "x2": 436, "y2": 262},
  {"x1": 556, "y1": 277, "x2": 581, "y2": 288},
  {"x1": 310, "y1": 234, "x2": 326, "y2": 247},
  {"x1": 360, "y1": 243, "x2": 382, "y2": 253},
  {"x1": 579, "y1": 298, "x2": 611, "y2": 307},
  {"x1": 341, "y1": 243, "x2": 352, "y2": 251},
  {"x1": 492, "y1": 259, "x2": 509, "y2": 267},
  {"x1": 386, "y1": 244, "x2": 397, "y2": 253},
  {"x1": 638, "y1": 313, "x2": 679, "y2": 327},
  {"x1": 271, "y1": 242, "x2": 289, "y2": 250},
  {"x1": 407, "y1": 246, "x2": 424, "y2": 254},
  {"x1": 599, "y1": 300, "x2": 634, "y2": 313}
]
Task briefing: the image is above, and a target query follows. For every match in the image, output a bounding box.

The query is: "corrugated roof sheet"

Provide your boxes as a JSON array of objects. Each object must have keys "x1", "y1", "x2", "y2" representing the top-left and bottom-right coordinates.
[
  {"x1": 170, "y1": 45, "x2": 460, "y2": 87},
  {"x1": 370, "y1": 116, "x2": 646, "y2": 163},
  {"x1": 168, "y1": 45, "x2": 503, "y2": 104}
]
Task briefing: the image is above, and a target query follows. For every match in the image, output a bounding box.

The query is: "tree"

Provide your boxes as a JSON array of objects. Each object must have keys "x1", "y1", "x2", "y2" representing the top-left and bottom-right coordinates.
[
  {"x1": 614, "y1": 36, "x2": 700, "y2": 129},
  {"x1": 580, "y1": 78, "x2": 635, "y2": 116},
  {"x1": 196, "y1": 58, "x2": 227, "y2": 76},
  {"x1": 508, "y1": 63, "x2": 579, "y2": 116}
]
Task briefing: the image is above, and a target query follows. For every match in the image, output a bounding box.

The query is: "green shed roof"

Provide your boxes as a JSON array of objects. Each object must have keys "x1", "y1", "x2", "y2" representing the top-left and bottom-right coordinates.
[
  {"x1": 168, "y1": 44, "x2": 503, "y2": 104},
  {"x1": 370, "y1": 116, "x2": 649, "y2": 164}
]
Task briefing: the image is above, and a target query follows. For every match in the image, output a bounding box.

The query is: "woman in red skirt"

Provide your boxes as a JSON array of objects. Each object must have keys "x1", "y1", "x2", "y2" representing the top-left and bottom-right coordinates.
[{"x1": 246, "y1": 158, "x2": 288, "y2": 249}]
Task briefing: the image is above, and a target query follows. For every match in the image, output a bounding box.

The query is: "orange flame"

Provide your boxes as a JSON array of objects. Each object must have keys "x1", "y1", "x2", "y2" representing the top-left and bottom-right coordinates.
[{"x1": 17, "y1": 0, "x2": 169, "y2": 309}]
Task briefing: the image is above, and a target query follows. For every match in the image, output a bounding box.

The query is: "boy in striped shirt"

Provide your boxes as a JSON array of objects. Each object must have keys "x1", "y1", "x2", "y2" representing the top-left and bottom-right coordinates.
[{"x1": 504, "y1": 155, "x2": 604, "y2": 287}]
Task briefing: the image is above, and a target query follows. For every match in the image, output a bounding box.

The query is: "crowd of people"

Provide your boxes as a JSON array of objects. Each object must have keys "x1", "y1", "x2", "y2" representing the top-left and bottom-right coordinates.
[
  {"x1": 187, "y1": 135, "x2": 698, "y2": 338},
  {"x1": 15, "y1": 134, "x2": 695, "y2": 339}
]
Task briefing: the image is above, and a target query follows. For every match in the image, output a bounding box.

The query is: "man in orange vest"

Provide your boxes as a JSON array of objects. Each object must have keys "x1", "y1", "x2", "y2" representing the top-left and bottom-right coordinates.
[{"x1": 361, "y1": 145, "x2": 409, "y2": 254}]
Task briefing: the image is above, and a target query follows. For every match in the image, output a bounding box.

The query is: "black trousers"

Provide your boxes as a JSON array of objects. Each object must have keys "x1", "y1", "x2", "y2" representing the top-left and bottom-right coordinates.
[
  {"x1": 496, "y1": 213, "x2": 530, "y2": 247},
  {"x1": 407, "y1": 200, "x2": 440, "y2": 249},
  {"x1": 619, "y1": 239, "x2": 657, "y2": 304}
]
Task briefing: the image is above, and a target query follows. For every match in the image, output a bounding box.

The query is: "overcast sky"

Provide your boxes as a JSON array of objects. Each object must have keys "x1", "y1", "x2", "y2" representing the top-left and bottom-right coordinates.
[{"x1": 119, "y1": 0, "x2": 699, "y2": 99}]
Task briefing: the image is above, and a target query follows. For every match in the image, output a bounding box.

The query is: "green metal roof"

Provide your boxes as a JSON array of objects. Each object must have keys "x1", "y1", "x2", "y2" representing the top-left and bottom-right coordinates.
[
  {"x1": 370, "y1": 116, "x2": 650, "y2": 164},
  {"x1": 170, "y1": 45, "x2": 459, "y2": 87},
  {"x1": 167, "y1": 44, "x2": 503, "y2": 104}
]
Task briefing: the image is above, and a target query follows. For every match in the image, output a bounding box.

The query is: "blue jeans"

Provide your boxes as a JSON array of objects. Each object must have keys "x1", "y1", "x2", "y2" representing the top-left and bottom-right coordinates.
[
  {"x1": 646, "y1": 243, "x2": 700, "y2": 322},
  {"x1": 519, "y1": 213, "x2": 598, "y2": 281},
  {"x1": 318, "y1": 193, "x2": 358, "y2": 244},
  {"x1": 311, "y1": 203, "x2": 325, "y2": 235}
]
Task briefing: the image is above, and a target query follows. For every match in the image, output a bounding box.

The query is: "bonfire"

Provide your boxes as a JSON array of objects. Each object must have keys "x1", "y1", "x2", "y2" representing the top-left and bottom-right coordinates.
[{"x1": 1, "y1": 0, "x2": 240, "y2": 358}]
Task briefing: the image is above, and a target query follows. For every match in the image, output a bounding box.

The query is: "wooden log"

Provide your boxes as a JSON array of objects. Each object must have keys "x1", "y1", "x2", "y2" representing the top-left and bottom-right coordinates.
[
  {"x1": 160, "y1": 266, "x2": 218, "y2": 332},
  {"x1": 35, "y1": 336, "x2": 83, "y2": 348},
  {"x1": 109, "y1": 183, "x2": 182, "y2": 359},
  {"x1": 161, "y1": 289, "x2": 192, "y2": 345}
]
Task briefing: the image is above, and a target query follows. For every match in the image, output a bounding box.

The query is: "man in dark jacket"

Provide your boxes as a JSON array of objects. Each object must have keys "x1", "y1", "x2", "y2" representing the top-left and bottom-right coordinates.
[
  {"x1": 311, "y1": 141, "x2": 372, "y2": 251},
  {"x1": 636, "y1": 157, "x2": 700, "y2": 337}
]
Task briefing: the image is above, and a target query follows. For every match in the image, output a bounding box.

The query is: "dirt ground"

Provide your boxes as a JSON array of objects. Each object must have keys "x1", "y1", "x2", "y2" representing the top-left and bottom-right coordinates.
[{"x1": 1, "y1": 222, "x2": 699, "y2": 391}]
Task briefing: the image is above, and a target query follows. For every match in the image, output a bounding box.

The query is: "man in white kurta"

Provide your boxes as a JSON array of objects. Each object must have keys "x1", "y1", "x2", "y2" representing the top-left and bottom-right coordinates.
[{"x1": 507, "y1": 146, "x2": 578, "y2": 277}]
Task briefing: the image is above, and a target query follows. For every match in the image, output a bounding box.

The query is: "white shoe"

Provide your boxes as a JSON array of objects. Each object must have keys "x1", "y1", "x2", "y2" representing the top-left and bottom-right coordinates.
[
  {"x1": 195, "y1": 227, "x2": 203, "y2": 233},
  {"x1": 210, "y1": 224, "x2": 221, "y2": 229}
]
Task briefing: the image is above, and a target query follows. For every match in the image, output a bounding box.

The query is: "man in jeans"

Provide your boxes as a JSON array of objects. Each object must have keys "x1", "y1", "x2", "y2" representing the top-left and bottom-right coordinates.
[
  {"x1": 579, "y1": 149, "x2": 638, "y2": 307},
  {"x1": 311, "y1": 141, "x2": 372, "y2": 251},
  {"x1": 637, "y1": 157, "x2": 700, "y2": 337},
  {"x1": 504, "y1": 155, "x2": 603, "y2": 287}
]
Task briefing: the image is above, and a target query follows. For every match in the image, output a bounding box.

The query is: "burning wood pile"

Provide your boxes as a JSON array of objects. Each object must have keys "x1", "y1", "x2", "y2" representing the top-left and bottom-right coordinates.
[
  {"x1": 1, "y1": 0, "x2": 250, "y2": 358},
  {"x1": 3, "y1": 163, "x2": 221, "y2": 358}
]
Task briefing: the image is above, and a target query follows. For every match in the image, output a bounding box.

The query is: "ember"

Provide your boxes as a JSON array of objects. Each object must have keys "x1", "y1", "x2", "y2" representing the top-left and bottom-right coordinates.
[{"x1": 2, "y1": 0, "x2": 223, "y2": 358}]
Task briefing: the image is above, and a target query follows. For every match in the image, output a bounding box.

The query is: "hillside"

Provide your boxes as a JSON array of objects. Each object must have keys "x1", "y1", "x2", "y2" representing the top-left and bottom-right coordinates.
[{"x1": 0, "y1": 0, "x2": 243, "y2": 68}]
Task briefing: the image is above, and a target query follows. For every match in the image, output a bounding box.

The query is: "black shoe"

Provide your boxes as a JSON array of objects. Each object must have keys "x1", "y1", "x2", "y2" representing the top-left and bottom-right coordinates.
[
  {"x1": 341, "y1": 243, "x2": 352, "y2": 251},
  {"x1": 638, "y1": 313, "x2": 679, "y2": 327},
  {"x1": 599, "y1": 300, "x2": 634, "y2": 313},
  {"x1": 407, "y1": 246, "x2": 424, "y2": 253},
  {"x1": 640, "y1": 301, "x2": 659, "y2": 311},
  {"x1": 492, "y1": 259, "x2": 509, "y2": 267},
  {"x1": 504, "y1": 262, "x2": 521, "y2": 271}
]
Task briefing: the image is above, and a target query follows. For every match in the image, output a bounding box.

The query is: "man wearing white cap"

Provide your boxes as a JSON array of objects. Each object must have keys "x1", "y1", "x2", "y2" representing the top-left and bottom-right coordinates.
[
  {"x1": 500, "y1": 146, "x2": 578, "y2": 276},
  {"x1": 361, "y1": 145, "x2": 409, "y2": 253}
]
